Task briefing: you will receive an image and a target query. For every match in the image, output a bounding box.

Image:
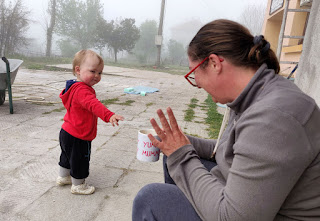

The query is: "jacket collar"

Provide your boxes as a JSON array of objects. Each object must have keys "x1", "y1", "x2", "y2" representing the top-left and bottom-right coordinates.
[{"x1": 228, "y1": 63, "x2": 275, "y2": 114}]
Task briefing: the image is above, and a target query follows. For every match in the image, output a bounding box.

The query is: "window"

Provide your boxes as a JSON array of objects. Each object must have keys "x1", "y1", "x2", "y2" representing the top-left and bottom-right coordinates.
[{"x1": 270, "y1": 0, "x2": 284, "y2": 15}]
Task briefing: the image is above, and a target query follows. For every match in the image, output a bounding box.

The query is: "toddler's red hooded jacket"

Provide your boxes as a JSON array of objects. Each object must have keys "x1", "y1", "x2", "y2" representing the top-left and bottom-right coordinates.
[{"x1": 60, "y1": 81, "x2": 114, "y2": 141}]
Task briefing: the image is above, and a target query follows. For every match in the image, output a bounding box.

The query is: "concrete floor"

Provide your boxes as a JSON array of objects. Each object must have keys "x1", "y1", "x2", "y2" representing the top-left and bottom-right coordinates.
[{"x1": 0, "y1": 65, "x2": 220, "y2": 221}]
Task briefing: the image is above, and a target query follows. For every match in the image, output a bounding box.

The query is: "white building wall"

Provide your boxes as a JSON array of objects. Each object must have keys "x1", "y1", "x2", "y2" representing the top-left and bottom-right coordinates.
[{"x1": 295, "y1": 0, "x2": 320, "y2": 106}]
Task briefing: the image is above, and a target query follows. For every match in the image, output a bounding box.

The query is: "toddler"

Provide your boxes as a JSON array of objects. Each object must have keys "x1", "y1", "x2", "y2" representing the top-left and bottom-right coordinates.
[{"x1": 57, "y1": 49, "x2": 124, "y2": 195}]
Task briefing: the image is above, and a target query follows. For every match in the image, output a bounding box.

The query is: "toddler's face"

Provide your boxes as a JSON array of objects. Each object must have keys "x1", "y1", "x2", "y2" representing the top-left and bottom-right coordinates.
[{"x1": 75, "y1": 55, "x2": 103, "y2": 87}]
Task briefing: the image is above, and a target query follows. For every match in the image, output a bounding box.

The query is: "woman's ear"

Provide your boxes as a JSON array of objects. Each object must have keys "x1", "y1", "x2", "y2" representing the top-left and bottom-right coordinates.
[{"x1": 209, "y1": 54, "x2": 223, "y2": 73}]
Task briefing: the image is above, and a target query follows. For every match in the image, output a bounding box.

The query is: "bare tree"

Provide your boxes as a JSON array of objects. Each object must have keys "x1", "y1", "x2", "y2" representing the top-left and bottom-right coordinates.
[
  {"x1": 46, "y1": 0, "x2": 57, "y2": 57},
  {"x1": 238, "y1": 3, "x2": 267, "y2": 36},
  {"x1": 0, "y1": 0, "x2": 30, "y2": 56}
]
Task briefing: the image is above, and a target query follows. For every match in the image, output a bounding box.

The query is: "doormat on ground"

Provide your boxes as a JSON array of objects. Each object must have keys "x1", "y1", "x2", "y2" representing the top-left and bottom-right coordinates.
[{"x1": 124, "y1": 86, "x2": 159, "y2": 96}]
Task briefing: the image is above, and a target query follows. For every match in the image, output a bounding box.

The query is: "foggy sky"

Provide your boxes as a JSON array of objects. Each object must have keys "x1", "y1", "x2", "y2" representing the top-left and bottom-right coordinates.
[{"x1": 24, "y1": 0, "x2": 268, "y2": 53}]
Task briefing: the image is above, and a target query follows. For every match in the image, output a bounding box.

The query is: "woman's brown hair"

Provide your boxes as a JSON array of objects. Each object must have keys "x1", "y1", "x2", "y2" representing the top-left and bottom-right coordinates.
[{"x1": 188, "y1": 19, "x2": 280, "y2": 74}]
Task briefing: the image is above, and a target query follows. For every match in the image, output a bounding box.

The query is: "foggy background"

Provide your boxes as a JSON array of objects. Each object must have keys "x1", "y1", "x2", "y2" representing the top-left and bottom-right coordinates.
[{"x1": 2, "y1": 0, "x2": 268, "y2": 66}]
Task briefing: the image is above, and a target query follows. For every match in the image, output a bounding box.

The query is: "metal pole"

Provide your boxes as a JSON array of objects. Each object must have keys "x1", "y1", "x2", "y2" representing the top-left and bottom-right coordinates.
[
  {"x1": 156, "y1": 0, "x2": 165, "y2": 67},
  {"x1": 277, "y1": 0, "x2": 290, "y2": 60},
  {"x1": 2, "y1": 57, "x2": 13, "y2": 114}
]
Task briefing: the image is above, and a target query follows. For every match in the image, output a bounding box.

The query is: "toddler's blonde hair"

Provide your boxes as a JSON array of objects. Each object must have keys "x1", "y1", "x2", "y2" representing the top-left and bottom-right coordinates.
[{"x1": 72, "y1": 50, "x2": 104, "y2": 76}]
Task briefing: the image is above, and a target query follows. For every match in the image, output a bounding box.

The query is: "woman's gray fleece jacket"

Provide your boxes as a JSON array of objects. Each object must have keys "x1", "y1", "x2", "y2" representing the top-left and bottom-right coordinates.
[{"x1": 167, "y1": 64, "x2": 320, "y2": 221}]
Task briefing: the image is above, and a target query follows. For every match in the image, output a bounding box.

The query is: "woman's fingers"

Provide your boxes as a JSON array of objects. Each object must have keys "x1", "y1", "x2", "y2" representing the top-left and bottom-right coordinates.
[
  {"x1": 153, "y1": 108, "x2": 180, "y2": 136},
  {"x1": 166, "y1": 107, "x2": 180, "y2": 132},
  {"x1": 150, "y1": 117, "x2": 164, "y2": 137},
  {"x1": 156, "y1": 109, "x2": 173, "y2": 135},
  {"x1": 149, "y1": 107, "x2": 189, "y2": 156},
  {"x1": 148, "y1": 133, "x2": 161, "y2": 147}
]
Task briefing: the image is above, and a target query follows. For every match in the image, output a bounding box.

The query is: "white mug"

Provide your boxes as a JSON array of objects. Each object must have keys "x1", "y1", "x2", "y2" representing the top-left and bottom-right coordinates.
[{"x1": 137, "y1": 129, "x2": 160, "y2": 162}]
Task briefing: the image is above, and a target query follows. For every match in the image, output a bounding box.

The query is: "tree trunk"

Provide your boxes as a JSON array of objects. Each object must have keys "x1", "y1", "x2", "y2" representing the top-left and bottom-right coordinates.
[
  {"x1": 46, "y1": 31, "x2": 53, "y2": 57},
  {"x1": 114, "y1": 48, "x2": 118, "y2": 63},
  {"x1": 0, "y1": 0, "x2": 29, "y2": 55},
  {"x1": 46, "y1": 0, "x2": 56, "y2": 57}
]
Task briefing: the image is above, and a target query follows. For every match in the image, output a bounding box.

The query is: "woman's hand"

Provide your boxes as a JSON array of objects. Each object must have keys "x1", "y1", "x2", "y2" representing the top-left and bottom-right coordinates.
[
  {"x1": 148, "y1": 107, "x2": 190, "y2": 156},
  {"x1": 109, "y1": 114, "x2": 124, "y2": 126}
]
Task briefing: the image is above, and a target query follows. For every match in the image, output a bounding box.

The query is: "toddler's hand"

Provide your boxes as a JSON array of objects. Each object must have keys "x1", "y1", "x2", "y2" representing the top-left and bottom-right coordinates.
[{"x1": 109, "y1": 114, "x2": 124, "y2": 126}]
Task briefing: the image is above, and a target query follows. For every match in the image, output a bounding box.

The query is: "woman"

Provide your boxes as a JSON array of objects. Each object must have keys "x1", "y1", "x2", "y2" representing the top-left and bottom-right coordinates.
[{"x1": 132, "y1": 19, "x2": 320, "y2": 221}]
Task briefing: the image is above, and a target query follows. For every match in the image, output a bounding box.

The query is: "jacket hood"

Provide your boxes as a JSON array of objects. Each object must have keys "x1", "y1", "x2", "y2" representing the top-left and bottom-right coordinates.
[{"x1": 60, "y1": 81, "x2": 83, "y2": 110}]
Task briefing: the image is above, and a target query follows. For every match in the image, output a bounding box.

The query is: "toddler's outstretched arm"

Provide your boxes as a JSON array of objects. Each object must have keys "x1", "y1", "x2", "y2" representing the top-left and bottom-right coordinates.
[{"x1": 109, "y1": 114, "x2": 124, "y2": 126}]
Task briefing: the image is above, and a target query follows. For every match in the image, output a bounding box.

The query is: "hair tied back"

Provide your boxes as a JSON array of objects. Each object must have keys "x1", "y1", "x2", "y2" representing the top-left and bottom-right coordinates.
[
  {"x1": 253, "y1": 35, "x2": 263, "y2": 45},
  {"x1": 253, "y1": 35, "x2": 270, "y2": 54}
]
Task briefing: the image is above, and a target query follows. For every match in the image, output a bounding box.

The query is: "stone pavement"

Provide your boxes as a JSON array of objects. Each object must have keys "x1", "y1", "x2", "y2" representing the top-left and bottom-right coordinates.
[{"x1": 0, "y1": 65, "x2": 218, "y2": 221}]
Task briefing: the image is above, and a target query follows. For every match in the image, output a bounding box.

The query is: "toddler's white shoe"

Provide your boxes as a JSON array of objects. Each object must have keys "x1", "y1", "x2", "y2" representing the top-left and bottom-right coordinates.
[
  {"x1": 71, "y1": 183, "x2": 95, "y2": 195},
  {"x1": 56, "y1": 176, "x2": 72, "y2": 186}
]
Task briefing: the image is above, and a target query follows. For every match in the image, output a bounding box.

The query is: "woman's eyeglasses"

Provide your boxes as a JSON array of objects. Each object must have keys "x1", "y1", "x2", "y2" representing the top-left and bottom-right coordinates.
[{"x1": 184, "y1": 56, "x2": 223, "y2": 87}]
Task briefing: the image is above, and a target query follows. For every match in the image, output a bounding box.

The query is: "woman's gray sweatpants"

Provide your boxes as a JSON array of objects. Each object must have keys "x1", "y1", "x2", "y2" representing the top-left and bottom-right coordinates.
[{"x1": 132, "y1": 155, "x2": 217, "y2": 221}]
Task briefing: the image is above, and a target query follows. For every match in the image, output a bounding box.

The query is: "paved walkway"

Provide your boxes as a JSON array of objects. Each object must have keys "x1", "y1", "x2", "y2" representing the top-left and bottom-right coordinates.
[{"x1": 0, "y1": 65, "x2": 217, "y2": 221}]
